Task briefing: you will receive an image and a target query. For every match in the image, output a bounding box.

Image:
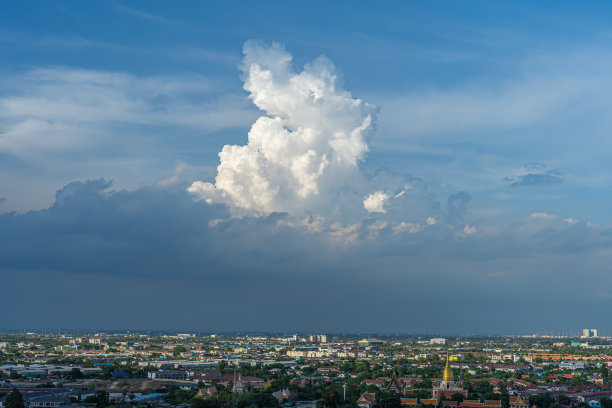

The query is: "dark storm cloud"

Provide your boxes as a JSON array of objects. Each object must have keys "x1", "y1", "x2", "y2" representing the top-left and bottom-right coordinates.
[
  {"x1": 2, "y1": 180, "x2": 612, "y2": 334},
  {"x1": 0, "y1": 179, "x2": 338, "y2": 280}
]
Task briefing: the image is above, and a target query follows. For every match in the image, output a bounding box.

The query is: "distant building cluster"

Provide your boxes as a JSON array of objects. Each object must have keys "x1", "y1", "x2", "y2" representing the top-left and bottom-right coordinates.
[
  {"x1": 583, "y1": 329, "x2": 599, "y2": 338},
  {"x1": 308, "y1": 334, "x2": 327, "y2": 343}
]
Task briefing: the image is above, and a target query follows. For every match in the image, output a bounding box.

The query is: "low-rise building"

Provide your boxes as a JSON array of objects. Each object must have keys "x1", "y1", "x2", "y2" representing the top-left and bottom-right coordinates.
[
  {"x1": 357, "y1": 392, "x2": 377, "y2": 408},
  {"x1": 147, "y1": 370, "x2": 188, "y2": 380},
  {"x1": 509, "y1": 396, "x2": 528, "y2": 408}
]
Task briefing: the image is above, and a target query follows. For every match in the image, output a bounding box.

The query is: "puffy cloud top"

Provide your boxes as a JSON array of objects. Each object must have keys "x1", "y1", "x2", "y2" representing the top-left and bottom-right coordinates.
[{"x1": 188, "y1": 41, "x2": 377, "y2": 218}]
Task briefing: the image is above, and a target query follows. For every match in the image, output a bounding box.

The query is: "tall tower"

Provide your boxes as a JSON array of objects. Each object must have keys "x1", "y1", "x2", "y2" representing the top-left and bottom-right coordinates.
[
  {"x1": 433, "y1": 352, "x2": 467, "y2": 401},
  {"x1": 443, "y1": 353, "x2": 454, "y2": 382}
]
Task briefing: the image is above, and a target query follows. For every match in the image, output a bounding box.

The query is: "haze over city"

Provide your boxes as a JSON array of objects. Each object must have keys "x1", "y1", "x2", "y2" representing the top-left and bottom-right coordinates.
[{"x1": 3, "y1": 1, "x2": 612, "y2": 335}]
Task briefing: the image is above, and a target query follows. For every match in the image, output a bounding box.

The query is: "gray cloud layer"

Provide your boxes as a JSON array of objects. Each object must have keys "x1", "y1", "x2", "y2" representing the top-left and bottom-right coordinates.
[{"x1": 2, "y1": 179, "x2": 612, "y2": 334}]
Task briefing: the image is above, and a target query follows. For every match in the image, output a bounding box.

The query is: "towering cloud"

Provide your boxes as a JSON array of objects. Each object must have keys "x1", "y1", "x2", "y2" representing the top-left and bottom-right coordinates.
[{"x1": 188, "y1": 41, "x2": 377, "y2": 219}]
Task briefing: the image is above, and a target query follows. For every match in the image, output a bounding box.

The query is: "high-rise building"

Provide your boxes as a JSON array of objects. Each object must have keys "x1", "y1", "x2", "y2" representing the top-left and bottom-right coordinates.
[{"x1": 308, "y1": 334, "x2": 327, "y2": 343}]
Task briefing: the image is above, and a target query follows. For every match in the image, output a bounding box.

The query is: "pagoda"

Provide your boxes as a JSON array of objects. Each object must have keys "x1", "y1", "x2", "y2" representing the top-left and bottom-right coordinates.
[{"x1": 432, "y1": 353, "x2": 467, "y2": 401}]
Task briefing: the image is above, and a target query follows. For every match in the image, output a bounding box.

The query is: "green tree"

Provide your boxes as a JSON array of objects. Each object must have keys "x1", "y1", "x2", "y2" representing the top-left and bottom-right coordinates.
[
  {"x1": 321, "y1": 390, "x2": 337, "y2": 407},
  {"x1": 65, "y1": 368, "x2": 84, "y2": 381},
  {"x1": 473, "y1": 380, "x2": 493, "y2": 396},
  {"x1": 238, "y1": 391, "x2": 278, "y2": 408},
  {"x1": 452, "y1": 393, "x2": 465, "y2": 402},
  {"x1": 378, "y1": 391, "x2": 401, "y2": 408},
  {"x1": 6, "y1": 388, "x2": 25, "y2": 408},
  {"x1": 529, "y1": 394, "x2": 554, "y2": 408},
  {"x1": 570, "y1": 375, "x2": 589, "y2": 386},
  {"x1": 95, "y1": 390, "x2": 109, "y2": 408},
  {"x1": 173, "y1": 346, "x2": 187, "y2": 356},
  {"x1": 558, "y1": 395, "x2": 571, "y2": 406},
  {"x1": 191, "y1": 399, "x2": 222, "y2": 408}
]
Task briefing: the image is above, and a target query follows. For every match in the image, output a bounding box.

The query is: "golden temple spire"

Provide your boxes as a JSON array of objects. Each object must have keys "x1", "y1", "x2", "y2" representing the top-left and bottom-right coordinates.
[{"x1": 443, "y1": 352, "x2": 454, "y2": 382}]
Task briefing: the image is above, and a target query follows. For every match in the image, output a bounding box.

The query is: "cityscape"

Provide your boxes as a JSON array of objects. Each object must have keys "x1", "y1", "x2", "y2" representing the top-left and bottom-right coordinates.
[
  {"x1": 2, "y1": 331, "x2": 612, "y2": 407},
  {"x1": 4, "y1": 1, "x2": 612, "y2": 408}
]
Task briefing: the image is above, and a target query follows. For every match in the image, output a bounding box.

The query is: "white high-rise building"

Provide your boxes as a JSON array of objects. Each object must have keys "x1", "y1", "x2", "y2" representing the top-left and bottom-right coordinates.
[{"x1": 308, "y1": 334, "x2": 327, "y2": 343}]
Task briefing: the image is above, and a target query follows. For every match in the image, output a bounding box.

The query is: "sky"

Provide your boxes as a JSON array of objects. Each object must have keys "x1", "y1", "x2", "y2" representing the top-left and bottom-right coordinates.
[{"x1": 2, "y1": 1, "x2": 612, "y2": 334}]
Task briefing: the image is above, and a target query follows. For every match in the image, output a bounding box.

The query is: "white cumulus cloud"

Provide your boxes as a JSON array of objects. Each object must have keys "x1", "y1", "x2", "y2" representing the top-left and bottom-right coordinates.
[
  {"x1": 363, "y1": 191, "x2": 390, "y2": 213},
  {"x1": 188, "y1": 41, "x2": 377, "y2": 218}
]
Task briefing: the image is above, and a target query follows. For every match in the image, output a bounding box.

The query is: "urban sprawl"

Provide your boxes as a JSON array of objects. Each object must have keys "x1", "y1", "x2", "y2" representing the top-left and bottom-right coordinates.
[{"x1": 1, "y1": 330, "x2": 612, "y2": 408}]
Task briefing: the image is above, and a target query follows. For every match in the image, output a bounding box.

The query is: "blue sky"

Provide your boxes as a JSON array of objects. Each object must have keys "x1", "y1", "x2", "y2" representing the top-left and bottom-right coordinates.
[{"x1": 2, "y1": 1, "x2": 612, "y2": 334}]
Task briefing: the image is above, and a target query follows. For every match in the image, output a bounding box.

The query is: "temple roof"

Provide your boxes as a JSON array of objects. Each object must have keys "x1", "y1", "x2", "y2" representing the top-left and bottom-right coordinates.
[{"x1": 385, "y1": 371, "x2": 402, "y2": 393}]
